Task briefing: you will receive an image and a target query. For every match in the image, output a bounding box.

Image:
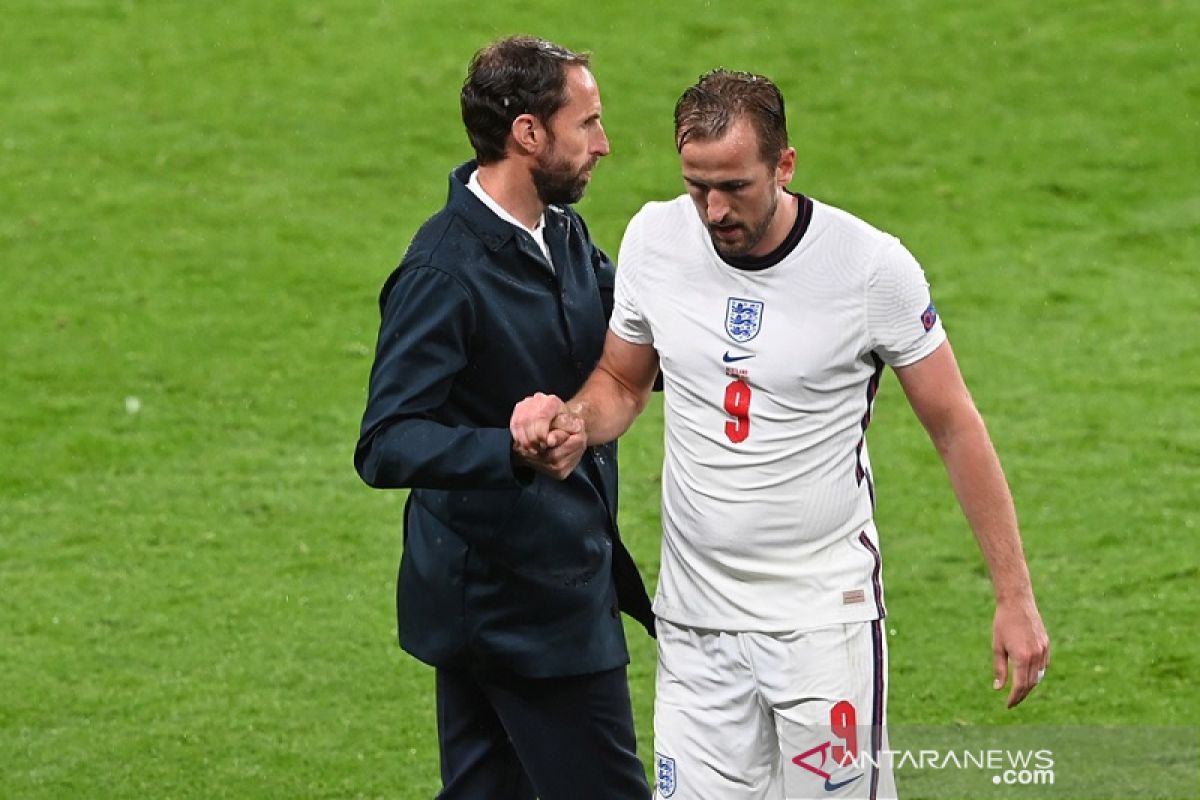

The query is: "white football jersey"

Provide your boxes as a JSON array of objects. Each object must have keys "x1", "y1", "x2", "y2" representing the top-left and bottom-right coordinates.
[{"x1": 611, "y1": 194, "x2": 946, "y2": 632}]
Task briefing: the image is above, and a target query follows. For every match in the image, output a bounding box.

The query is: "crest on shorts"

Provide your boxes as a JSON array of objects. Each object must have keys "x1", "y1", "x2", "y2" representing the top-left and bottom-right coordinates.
[
  {"x1": 655, "y1": 752, "x2": 677, "y2": 797},
  {"x1": 725, "y1": 297, "x2": 765, "y2": 343}
]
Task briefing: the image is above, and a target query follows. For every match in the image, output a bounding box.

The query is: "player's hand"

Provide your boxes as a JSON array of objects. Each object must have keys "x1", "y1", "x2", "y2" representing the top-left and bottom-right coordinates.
[
  {"x1": 510, "y1": 394, "x2": 587, "y2": 479},
  {"x1": 511, "y1": 392, "x2": 566, "y2": 456},
  {"x1": 992, "y1": 596, "x2": 1050, "y2": 708},
  {"x1": 532, "y1": 411, "x2": 587, "y2": 479}
]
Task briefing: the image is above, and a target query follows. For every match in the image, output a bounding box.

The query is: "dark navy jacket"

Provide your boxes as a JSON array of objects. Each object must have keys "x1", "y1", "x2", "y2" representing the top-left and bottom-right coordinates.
[{"x1": 355, "y1": 162, "x2": 654, "y2": 677}]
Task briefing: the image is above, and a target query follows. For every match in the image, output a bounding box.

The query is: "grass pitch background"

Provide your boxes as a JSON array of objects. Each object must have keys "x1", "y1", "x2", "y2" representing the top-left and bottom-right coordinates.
[{"x1": 2, "y1": 1, "x2": 1197, "y2": 797}]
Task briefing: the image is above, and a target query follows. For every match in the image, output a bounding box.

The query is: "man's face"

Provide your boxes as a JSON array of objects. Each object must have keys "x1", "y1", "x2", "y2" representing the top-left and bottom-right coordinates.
[
  {"x1": 532, "y1": 65, "x2": 610, "y2": 205},
  {"x1": 679, "y1": 118, "x2": 794, "y2": 257}
]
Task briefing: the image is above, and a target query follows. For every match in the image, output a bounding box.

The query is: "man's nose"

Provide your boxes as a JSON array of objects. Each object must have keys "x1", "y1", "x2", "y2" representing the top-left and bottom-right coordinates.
[
  {"x1": 706, "y1": 192, "x2": 729, "y2": 223},
  {"x1": 592, "y1": 124, "x2": 611, "y2": 157}
]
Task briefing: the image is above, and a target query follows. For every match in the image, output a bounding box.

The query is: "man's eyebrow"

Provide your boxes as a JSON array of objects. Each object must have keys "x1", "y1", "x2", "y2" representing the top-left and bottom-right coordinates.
[{"x1": 684, "y1": 176, "x2": 748, "y2": 190}]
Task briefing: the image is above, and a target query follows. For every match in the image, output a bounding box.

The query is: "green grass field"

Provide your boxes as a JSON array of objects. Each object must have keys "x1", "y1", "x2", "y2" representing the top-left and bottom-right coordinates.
[{"x1": 2, "y1": 1, "x2": 1198, "y2": 797}]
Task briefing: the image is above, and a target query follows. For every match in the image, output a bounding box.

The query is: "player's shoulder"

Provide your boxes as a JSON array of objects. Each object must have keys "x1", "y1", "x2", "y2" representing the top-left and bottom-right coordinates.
[
  {"x1": 616, "y1": 197, "x2": 697, "y2": 287},
  {"x1": 622, "y1": 195, "x2": 701, "y2": 257},
  {"x1": 627, "y1": 194, "x2": 696, "y2": 230},
  {"x1": 807, "y1": 197, "x2": 919, "y2": 281},
  {"x1": 808, "y1": 196, "x2": 897, "y2": 250}
]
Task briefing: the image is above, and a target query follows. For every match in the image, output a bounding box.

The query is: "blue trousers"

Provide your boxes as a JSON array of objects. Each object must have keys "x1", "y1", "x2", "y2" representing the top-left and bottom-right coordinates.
[{"x1": 434, "y1": 665, "x2": 651, "y2": 799}]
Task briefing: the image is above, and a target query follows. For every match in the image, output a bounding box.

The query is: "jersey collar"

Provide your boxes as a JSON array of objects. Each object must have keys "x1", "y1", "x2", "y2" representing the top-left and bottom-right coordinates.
[{"x1": 718, "y1": 191, "x2": 813, "y2": 272}]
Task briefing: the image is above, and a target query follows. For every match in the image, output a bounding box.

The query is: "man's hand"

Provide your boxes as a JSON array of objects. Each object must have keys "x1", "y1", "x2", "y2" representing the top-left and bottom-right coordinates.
[
  {"x1": 510, "y1": 393, "x2": 587, "y2": 479},
  {"x1": 992, "y1": 597, "x2": 1050, "y2": 708}
]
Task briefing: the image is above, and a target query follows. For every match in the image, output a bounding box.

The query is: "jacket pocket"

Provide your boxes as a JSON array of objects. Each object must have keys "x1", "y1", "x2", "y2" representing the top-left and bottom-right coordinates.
[
  {"x1": 440, "y1": 482, "x2": 540, "y2": 548},
  {"x1": 492, "y1": 477, "x2": 611, "y2": 588}
]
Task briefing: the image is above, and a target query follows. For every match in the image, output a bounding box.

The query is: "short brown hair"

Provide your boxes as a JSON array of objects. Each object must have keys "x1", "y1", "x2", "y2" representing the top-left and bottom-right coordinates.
[
  {"x1": 461, "y1": 36, "x2": 591, "y2": 165},
  {"x1": 674, "y1": 69, "x2": 788, "y2": 165}
]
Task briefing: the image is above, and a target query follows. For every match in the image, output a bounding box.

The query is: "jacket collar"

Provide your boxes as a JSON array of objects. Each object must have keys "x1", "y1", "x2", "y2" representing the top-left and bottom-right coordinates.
[{"x1": 447, "y1": 161, "x2": 566, "y2": 252}]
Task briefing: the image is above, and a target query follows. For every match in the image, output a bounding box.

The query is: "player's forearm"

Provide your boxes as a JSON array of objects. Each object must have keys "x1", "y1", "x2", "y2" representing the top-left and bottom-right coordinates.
[
  {"x1": 935, "y1": 413, "x2": 1036, "y2": 604},
  {"x1": 567, "y1": 363, "x2": 651, "y2": 445}
]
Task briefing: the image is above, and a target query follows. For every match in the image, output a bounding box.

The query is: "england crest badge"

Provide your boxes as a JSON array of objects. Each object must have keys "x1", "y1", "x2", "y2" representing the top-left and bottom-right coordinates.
[
  {"x1": 656, "y1": 752, "x2": 677, "y2": 797},
  {"x1": 726, "y1": 297, "x2": 765, "y2": 343}
]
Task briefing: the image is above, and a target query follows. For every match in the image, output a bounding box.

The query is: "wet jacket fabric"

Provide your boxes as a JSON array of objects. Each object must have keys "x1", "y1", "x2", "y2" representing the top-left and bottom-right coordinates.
[{"x1": 355, "y1": 161, "x2": 654, "y2": 677}]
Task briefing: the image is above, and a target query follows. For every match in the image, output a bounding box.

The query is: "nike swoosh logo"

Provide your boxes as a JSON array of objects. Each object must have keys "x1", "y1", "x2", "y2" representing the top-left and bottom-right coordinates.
[
  {"x1": 722, "y1": 351, "x2": 755, "y2": 363},
  {"x1": 824, "y1": 774, "x2": 862, "y2": 792}
]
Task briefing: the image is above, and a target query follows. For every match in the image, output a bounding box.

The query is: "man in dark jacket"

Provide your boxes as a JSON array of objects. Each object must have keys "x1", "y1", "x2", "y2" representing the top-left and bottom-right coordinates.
[{"x1": 354, "y1": 36, "x2": 654, "y2": 799}]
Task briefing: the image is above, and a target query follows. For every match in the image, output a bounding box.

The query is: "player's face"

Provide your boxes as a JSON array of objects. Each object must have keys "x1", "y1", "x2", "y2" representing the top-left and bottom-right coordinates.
[
  {"x1": 533, "y1": 66, "x2": 610, "y2": 205},
  {"x1": 680, "y1": 118, "x2": 796, "y2": 257}
]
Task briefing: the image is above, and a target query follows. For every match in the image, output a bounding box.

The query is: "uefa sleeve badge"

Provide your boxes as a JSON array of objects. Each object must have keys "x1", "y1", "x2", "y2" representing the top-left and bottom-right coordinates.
[{"x1": 920, "y1": 302, "x2": 938, "y2": 333}]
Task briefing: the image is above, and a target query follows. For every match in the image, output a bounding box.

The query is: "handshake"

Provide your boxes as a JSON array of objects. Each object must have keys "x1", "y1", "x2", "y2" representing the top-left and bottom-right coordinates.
[{"x1": 509, "y1": 392, "x2": 589, "y2": 480}]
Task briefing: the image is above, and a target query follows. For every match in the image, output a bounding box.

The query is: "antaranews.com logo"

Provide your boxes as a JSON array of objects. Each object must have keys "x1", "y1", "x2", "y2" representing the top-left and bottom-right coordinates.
[
  {"x1": 786, "y1": 723, "x2": 1198, "y2": 798},
  {"x1": 842, "y1": 748, "x2": 1056, "y2": 787}
]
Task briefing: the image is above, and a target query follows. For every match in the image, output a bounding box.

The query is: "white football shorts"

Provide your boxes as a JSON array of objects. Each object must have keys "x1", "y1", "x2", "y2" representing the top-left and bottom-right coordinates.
[{"x1": 652, "y1": 618, "x2": 897, "y2": 800}]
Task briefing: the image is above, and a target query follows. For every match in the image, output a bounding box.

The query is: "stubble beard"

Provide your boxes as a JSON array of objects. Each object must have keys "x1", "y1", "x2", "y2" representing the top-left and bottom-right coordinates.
[
  {"x1": 532, "y1": 146, "x2": 594, "y2": 206},
  {"x1": 709, "y1": 190, "x2": 778, "y2": 257}
]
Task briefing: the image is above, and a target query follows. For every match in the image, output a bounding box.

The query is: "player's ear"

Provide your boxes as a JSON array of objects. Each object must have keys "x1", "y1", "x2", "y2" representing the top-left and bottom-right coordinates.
[
  {"x1": 775, "y1": 147, "x2": 796, "y2": 186},
  {"x1": 511, "y1": 113, "x2": 545, "y2": 156}
]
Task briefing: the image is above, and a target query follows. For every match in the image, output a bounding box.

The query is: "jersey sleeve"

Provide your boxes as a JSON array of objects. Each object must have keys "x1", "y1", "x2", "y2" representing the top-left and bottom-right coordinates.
[
  {"x1": 867, "y1": 238, "x2": 947, "y2": 367},
  {"x1": 609, "y1": 209, "x2": 654, "y2": 345}
]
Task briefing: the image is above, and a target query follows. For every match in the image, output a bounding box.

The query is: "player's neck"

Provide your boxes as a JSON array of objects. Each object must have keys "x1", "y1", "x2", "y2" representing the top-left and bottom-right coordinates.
[
  {"x1": 476, "y1": 161, "x2": 545, "y2": 230},
  {"x1": 747, "y1": 190, "x2": 799, "y2": 258}
]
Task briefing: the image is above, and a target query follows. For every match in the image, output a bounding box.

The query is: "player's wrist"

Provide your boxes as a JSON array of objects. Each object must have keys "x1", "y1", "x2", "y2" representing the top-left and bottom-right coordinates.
[{"x1": 993, "y1": 587, "x2": 1038, "y2": 611}]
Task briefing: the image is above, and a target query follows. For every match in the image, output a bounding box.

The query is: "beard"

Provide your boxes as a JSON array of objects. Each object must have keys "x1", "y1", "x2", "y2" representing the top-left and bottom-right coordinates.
[
  {"x1": 708, "y1": 190, "x2": 778, "y2": 257},
  {"x1": 532, "y1": 144, "x2": 594, "y2": 206}
]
